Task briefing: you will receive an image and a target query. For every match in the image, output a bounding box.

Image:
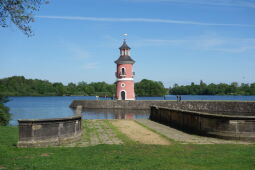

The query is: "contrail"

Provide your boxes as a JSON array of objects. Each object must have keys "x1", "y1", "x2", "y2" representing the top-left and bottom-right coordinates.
[{"x1": 37, "y1": 15, "x2": 254, "y2": 27}]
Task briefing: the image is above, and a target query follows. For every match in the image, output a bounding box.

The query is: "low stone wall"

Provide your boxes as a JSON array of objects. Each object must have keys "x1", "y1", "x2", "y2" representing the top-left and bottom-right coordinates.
[
  {"x1": 17, "y1": 116, "x2": 82, "y2": 147},
  {"x1": 70, "y1": 100, "x2": 255, "y2": 115},
  {"x1": 150, "y1": 106, "x2": 255, "y2": 141}
]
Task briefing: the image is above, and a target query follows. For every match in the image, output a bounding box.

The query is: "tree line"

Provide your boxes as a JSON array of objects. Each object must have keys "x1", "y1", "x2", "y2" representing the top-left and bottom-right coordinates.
[
  {"x1": 1, "y1": 76, "x2": 255, "y2": 97},
  {"x1": 170, "y1": 81, "x2": 255, "y2": 96},
  {"x1": 0, "y1": 76, "x2": 167, "y2": 97}
]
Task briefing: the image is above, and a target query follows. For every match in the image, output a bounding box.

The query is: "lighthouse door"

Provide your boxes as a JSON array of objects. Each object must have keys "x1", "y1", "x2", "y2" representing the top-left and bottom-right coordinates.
[{"x1": 121, "y1": 91, "x2": 126, "y2": 100}]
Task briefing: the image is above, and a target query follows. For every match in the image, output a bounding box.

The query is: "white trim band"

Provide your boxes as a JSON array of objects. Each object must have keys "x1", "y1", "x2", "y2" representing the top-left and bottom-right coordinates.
[{"x1": 117, "y1": 78, "x2": 134, "y2": 81}]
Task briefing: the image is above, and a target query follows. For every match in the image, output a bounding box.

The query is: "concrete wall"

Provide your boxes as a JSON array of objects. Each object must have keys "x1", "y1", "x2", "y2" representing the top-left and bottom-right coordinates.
[
  {"x1": 70, "y1": 100, "x2": 255, "y2": 115},
  {"x1": 17, "y1": 116, "x2": 82, "y2": 147},
  {"x1": 150, "y1": 106, "x2": 255, "y2": 141}
]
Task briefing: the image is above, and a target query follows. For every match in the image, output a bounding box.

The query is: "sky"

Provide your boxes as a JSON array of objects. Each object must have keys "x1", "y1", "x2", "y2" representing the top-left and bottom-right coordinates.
[{"x1": 1, "y1": 0, "x2": 255, "y2": 87}]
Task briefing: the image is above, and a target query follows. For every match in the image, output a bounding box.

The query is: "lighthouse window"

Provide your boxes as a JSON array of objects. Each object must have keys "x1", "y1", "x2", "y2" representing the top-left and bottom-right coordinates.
[
  {"x1": 121, "y1": 83, "x2": 125, "y2": 87},
  {"x1": 121, "y1": 68, "x2": 126, "y2": 75}
]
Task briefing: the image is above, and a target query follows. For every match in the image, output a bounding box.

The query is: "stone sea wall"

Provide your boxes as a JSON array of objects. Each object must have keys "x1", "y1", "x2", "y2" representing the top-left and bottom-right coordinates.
[
  {"x1": 150, "y1": 106, "x2": 255, "y2": 141},
  {"x1": 17, "y1": 116, "x2": 82, "y2": 147},
  {"x1": 70, "y1": 100, "x2": 255, "y2": 115}
]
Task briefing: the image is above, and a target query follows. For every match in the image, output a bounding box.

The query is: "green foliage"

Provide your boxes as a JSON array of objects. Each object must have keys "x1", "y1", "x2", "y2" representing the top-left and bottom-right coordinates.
[
  {"x1": 0, "y1": 95, "x2": 11, "y2": 126},
  {"x1": 135, "y1": 79, "x2": 168, "y2": 97},
  {"x1": 0, "y1": 76, "x2": 116, "y2": 97},
  {"x1": 53, "y1": 83, "x2": 65, "y2": 96},
  {"x1": 2, "y1": 76, "x2": 254, "y2": 97},
  {"x1": 170, "y1": 80, "x2": 255, "y2": 95},
  {"x1": 0, "y1": 0, "x2": 48, "y2": 36}
]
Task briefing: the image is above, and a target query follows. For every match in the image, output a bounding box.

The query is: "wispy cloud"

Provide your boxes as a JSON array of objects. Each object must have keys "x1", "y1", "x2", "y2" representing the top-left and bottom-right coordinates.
[
  {"x1": 37, "y1": 16, "x2": 254, "y2": 27},
  {"x1": 127, "y1": 0, "x2": 255, "y2": 8},
  {"x1": 216, "y1": 45, "x2": 255, "y2": 53},
  {"x1": 133, "y1": 36, "x2": 255, "y2": 53},
  {"x1": 82, "y1": 63, "x2": 98, "y2": 69}
]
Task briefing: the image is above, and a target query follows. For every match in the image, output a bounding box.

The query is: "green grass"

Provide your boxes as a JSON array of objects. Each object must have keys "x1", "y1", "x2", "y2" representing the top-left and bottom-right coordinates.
[{"x1": 0, "y1": 125, "x2": 255, "y2": 170}]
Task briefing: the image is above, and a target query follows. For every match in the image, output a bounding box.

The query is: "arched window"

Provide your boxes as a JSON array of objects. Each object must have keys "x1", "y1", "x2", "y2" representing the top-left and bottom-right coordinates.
[{"x1": 121, "y1": 68, "x2": 126, "y2": 75}]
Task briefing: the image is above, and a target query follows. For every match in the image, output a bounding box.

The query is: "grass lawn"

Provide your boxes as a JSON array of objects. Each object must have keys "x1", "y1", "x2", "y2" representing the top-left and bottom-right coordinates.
[{"x1": 0, "y1": 122, "x2": 255, "y2": 170}]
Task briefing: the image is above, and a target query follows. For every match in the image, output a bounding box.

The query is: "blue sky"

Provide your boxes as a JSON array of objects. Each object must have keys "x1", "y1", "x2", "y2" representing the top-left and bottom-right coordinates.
[{"x1": 1, "y1": 0, "x2": 255, "y2": 87}]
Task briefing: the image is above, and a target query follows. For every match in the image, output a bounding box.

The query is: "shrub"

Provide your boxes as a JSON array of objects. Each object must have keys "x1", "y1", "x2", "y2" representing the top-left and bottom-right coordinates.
[{"x1": 0, "y1": 96, "x2": 11, "y2": 126}]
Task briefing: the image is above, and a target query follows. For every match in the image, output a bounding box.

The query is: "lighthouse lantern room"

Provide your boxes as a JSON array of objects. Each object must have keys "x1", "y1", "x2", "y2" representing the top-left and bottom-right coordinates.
[{"x1": 115, "y1": 40, "x2": 135, "y2": 100}]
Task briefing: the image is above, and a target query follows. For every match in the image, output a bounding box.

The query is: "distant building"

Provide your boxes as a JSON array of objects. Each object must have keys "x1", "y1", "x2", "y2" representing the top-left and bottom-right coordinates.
[{"x1": 115, "y1": 40, "x2": 136, "y2": 100}]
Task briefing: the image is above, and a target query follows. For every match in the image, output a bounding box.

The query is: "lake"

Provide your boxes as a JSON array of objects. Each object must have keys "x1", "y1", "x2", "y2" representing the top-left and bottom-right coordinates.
[{"x1": 5, "y1": 95, "x2": 255, "y2": 126}]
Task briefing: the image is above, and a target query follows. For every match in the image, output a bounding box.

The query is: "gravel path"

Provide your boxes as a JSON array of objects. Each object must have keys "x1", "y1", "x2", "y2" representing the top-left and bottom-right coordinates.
[
  {"x1": 136, "y1": 119, "x2": 250, "y2": 144},
  {"x1": 111, "y1": 120, "x2": 170, "y2": 145}
]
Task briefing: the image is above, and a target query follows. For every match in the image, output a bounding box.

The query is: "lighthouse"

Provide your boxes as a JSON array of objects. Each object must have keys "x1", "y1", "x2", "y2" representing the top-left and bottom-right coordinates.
[{"x1": 115, "y1": 40, "x2": 135, "y2": 100}]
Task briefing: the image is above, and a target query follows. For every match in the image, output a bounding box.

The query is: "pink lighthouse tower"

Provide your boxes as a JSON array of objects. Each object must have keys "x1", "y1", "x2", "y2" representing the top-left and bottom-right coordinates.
[{"x1": 115, "y1": 39, "x2": 136, "y2": 100}]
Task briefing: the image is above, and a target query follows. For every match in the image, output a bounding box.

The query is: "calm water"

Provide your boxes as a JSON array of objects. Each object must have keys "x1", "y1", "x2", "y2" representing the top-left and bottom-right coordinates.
[{"x1": 5, "y1": 95, "x2": 255, "y2": 126}]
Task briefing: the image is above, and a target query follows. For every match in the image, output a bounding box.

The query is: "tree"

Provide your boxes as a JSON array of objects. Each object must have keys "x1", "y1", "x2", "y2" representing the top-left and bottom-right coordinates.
[
  {"x1": 0, "y1": 95, "x2": 11, "y2": 126},
  {"x1": 250, "y1": 83, "x2": 255, "y2": 95},
  {"x1": 0, "y1": 0, "x2": 48, "y2": 36},
  {"x1": 66, "y1": 83, "x2": 77, "y2": 95},
  {"x1": 135, "y1": 79, "x2": 168, "y2": 97},
  {"x1": 53, "y1": 83, "x2": 65, "y2": 96},
  {"x1": 207, "y1": 83, "x2": 217, "y2": 95},
  {"x1": 199, "y1": 80, "x2": 207, "y2": 95},
  {"x1": 229, "y1": 82, "x2": 238, "y2": 95},
  {"x1": 240, "y1": 83, "x2": 250, "y2": 95}
]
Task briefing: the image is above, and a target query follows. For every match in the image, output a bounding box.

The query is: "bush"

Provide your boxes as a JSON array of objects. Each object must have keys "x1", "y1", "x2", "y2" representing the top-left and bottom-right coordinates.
[{"x1": 0, "y1": 96, "x2": 11, "y2": 126}]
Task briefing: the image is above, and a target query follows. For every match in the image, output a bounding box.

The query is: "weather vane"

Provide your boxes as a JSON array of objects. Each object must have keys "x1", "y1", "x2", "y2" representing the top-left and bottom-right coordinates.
[{"x1": 123, "y1": 33, "x2": 128, "y2": 41}]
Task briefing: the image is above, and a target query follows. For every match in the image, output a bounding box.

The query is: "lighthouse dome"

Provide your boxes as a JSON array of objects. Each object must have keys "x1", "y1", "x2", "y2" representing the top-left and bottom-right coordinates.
[{"x1": 115, "y1": 55, "x2": 135, "y2": 64}]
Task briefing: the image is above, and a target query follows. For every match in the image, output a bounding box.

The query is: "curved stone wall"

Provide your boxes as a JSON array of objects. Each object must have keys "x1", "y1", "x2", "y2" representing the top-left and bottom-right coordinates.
[
  {"x1": 150, "y1": 106, "x2": 255, "y2": 141},
  {"x1": 17, "y1": 116, "x2": 82, "y2": 147}
]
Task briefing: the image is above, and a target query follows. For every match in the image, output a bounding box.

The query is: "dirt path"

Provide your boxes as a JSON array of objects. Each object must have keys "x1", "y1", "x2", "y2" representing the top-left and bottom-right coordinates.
[
  {"x1": 111, "y1": 120, "x2": 170, "y2": 145},
  {"x1": 136, "y1": 119, "x2": 250, "y2": 144}
]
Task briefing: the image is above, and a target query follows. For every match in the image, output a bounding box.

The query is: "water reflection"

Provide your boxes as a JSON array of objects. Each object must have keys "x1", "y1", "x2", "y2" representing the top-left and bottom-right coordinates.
[{"x1": 77, "y1": 109, "x2": 150, "y2": 120}]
